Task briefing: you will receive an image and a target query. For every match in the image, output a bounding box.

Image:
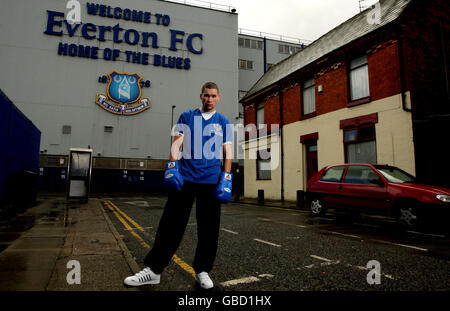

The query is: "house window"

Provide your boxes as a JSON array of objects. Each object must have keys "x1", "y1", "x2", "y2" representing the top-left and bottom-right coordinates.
[
  {"x1": 257, "y1": 149, "x2": 271, "y2": 180},
  {"x1": 256, "y1": 104, "x2": 264, "y2": 126},
  {"x1": 302, "y1": 78, "x2": 316, "y2": 115},
  {"x1": 349, "y1": 55, "x2": 370, "y2": 101},
  {"x1": 344, "y1": 124, "x2": 376, "y2": 163}
]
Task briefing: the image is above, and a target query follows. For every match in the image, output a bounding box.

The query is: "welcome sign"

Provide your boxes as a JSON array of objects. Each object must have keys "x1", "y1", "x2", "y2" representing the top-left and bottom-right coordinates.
[{"x1": 43, "y1": 2, "x2": 204, "y2": 69}]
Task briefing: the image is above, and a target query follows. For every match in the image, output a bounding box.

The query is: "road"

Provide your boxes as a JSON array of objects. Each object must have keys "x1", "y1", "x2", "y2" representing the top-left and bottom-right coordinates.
[{"x1": 101, "y1": 195, "x2": 450, "y2": 291}]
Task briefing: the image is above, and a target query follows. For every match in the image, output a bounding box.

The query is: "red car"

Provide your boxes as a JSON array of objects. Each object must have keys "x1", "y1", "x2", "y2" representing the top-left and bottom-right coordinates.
[{"x1": 305, "y1": 163, "x2": 450, "y2": 228}]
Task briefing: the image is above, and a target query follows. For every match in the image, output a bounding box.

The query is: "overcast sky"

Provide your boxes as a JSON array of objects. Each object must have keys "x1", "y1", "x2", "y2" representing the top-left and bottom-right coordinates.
[{"x1": 205, "y1": 0, "x2": 379, "y2": 42}]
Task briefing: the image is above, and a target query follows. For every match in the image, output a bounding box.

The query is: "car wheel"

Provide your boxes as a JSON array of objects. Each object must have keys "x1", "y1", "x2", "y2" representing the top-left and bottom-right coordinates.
[
  {"x1": 397, "y1": 204, "x2": 420, "y2": 229},
  {"x1": 310, "y1": 197, "x2": 326, "y2": 216}
]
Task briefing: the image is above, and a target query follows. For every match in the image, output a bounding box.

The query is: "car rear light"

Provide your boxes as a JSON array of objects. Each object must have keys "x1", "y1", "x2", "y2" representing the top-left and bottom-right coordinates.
[{"x1": 436, "y1": 194, "x2": 450, "y2": 203}]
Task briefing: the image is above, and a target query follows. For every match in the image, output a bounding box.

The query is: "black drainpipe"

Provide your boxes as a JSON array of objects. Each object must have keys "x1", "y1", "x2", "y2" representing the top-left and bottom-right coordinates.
[
  {"x1": 397, "y1": 29, "x2": 411, "y2": 112},
  {"x1": 279, "y1": 86, "x2": 285, "y2": 202}
]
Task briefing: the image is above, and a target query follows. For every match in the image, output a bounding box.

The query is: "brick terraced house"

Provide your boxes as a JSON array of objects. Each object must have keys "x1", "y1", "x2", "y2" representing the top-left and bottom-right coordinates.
[{"x1": 240, "y1": 0, "x2": 449, "y2": 201}]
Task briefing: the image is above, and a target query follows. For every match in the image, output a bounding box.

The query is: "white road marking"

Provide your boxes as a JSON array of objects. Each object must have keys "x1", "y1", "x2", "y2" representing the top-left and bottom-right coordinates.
[
  {"x1": 310, "y1": 255, "x2": 333, "y2": 262},
  {"x1": 374, "y1": 240, "x2": 428, "y2": 252},
  {"x1": 296, "y1": 225, "x2": 307, "y2": 228},
  {"x1": 221, "y1": 228, "x2": 239, "y2": 235},
  {"x1": 258, "y1": 274, "x2": 274, "y2": 279},
  {"x1": 253, "y1": 238, "x2": 281, "y2": 247},
  {"x1": 302, "y1": 256, "x2": 341, "y2": 269},
  {"x1": 331, "y1": 231, "x2": 361, "y2": 239},
  {"x1": 257, "y1": 217, "x2": 272, "y2": 222},
  {"x1": 220, "y1": 276, "x2": 260, "y2": 287},
  {"x1": 123, "y1": 201, "x2": 150, "y2": 207},
  {"x1": 220, "y1": 274, "x2": 274, "y2": 287},
  {"x1": 303, "y1": 261, "x2": 341, "y2": 269},
  {"x1": 407, "y1": 231, "x2": 446, "y2": 238}
]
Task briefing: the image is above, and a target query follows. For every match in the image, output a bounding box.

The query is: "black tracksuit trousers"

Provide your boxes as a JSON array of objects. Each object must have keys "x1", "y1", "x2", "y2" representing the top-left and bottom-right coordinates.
[{"x1": 144, "y1": 181, "x2": 221, "y2": 275}]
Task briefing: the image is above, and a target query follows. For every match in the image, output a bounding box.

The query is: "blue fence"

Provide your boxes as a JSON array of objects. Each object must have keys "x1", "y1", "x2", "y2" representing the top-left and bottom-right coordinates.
[{"x1": 0, "y1": 89, "x2": 41, "y2": 213}]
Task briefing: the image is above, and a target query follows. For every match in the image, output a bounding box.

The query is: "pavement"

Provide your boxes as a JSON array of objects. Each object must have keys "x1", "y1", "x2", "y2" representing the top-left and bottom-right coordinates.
[
  {"x1": 0, "y1": 193, "x2": 299, "y2": 291},
  {"x1": 0, "y1": 195, "x2": 141, "y2": 291}
]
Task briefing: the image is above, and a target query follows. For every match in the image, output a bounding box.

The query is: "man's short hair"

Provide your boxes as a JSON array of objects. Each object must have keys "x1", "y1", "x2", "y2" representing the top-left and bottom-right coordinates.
[{"x1": 201, "y1": 82, "x2": 219, "y2": 94}]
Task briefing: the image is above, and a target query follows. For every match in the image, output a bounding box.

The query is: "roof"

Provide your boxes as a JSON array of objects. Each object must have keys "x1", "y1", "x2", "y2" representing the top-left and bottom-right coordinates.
[{"x1": 241, "y1": 0, "x2": 413, "y2": 103}]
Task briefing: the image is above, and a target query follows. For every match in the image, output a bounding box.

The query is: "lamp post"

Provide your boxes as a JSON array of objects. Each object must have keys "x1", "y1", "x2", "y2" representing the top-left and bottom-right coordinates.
[{"x1": 170, "y1": 105, "x2": 176, "y2": 147}]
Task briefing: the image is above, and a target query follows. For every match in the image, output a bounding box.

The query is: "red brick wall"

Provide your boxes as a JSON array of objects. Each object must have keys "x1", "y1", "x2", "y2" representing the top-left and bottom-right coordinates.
[
  {"x1": 264, "y1": 95, "x2": 280, "y2": 133},
  {"x1": 243, "y1": 105, "x2": 255, "y2": 127},
  {"x1": 315, "y1": 64, "x2": 348, "y2": 115},
  {"x1": 398, "y1": 0, "x2": 450, "y2": 116},
  {"x1": 282, "y1": 85, "x2": 301, "y2": 125},
  {"x1": 368, "y1": 42, "x2": 401, "y2": 101},
  {"x1": 397, "y1": 0, "x2": 450, "y2": 186}
]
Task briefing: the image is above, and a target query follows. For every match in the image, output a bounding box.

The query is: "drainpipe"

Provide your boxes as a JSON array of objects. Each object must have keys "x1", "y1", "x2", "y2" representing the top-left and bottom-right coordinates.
[
  {"x1": 439, "y1": 20, "x2": 450, "y2": 105},
  {"x1": 278, "y1": 86, "x2": 285, "y2": 202},
  {"x1": 397, "y1": 29, "x2": 411, "y2": 112}
]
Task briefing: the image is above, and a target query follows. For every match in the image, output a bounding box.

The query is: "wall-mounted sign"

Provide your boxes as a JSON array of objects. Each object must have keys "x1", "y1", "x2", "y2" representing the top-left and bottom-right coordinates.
[
  {"x1": 95, "y1": 71, "x2": 151, "y2": 115},
  {"x1": 43, "y1": 2, "x2": 203, "y2": 69}
]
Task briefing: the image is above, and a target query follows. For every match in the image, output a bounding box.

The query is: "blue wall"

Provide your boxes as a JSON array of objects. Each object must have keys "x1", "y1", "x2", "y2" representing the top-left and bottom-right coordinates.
[
  {"x1": 37, "y1": 167, "x2": 165, "y2": 194},
  {"x1": 0, "y1": 89, "x2": 41, "y2": 210}
]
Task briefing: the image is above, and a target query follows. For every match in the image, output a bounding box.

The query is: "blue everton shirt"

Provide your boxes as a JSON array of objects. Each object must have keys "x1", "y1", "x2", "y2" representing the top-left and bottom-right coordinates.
[{"x1": 174, "y1": 108, "x2": 232, "y2": 184}]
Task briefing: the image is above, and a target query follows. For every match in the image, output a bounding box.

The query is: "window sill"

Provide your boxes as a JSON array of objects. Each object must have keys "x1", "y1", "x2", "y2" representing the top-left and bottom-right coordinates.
[
  {"x1": 300, "y1": 112, "x2": 317, "y2": 120},
  {"x1": 347, "y1": 96, "x2": 371, "y2": 108}
]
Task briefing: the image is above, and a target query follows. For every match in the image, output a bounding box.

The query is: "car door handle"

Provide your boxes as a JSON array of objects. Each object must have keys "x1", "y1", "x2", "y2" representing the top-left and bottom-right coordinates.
[{"x1": 338, "y1": 185, "x2": 343, "y2": 190}]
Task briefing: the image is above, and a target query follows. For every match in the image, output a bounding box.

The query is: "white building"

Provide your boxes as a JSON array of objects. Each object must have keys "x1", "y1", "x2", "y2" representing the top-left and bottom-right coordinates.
[{"x1": 0, "y1": 0, "x2": 308, "y2": 192}]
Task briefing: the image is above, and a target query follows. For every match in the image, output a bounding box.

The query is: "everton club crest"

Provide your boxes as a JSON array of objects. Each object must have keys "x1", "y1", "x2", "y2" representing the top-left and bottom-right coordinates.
[{"x1": 96, "y1": 71, "x2": 151, "y2": 115}]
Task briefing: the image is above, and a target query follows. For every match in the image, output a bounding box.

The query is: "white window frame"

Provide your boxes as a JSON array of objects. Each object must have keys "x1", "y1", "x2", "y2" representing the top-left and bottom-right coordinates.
[
  {"x1": 349, "y1": 55, "x2": 370, "y2": 101},
  {"x1": 302, "y1": 78, "x2": 316, "y2": 115}
]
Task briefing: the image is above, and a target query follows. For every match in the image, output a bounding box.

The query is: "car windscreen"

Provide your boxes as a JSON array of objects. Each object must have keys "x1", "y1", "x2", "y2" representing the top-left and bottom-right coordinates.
[{"x1": 374, "y1": 166, "x2": 416, "y2": 183}]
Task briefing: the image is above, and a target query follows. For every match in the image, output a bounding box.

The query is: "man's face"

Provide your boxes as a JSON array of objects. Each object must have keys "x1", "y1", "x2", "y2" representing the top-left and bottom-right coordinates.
[{"x1": 200, "y1": 88, "x2": 220, "y2": 112}]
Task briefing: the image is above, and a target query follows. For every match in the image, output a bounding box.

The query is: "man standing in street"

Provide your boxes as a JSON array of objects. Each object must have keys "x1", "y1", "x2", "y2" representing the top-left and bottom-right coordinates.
[{"x1": 124, "y1": 82, "x2": 233, "y2": 289}]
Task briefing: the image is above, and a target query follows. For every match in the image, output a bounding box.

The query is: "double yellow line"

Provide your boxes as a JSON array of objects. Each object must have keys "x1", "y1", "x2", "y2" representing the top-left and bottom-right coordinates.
[{"x1": 102, "y1": 199, "x2": 196, "y2": 278}]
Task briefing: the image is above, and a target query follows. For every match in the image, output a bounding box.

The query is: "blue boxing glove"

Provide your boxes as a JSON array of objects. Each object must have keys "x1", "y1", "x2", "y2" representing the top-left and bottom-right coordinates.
[
  {"x1": 214, "y1": 172, "x2": 233, "y2": 203},
  {"x1": 163, "y1": 161, "x2": 184, "y2": 191}
]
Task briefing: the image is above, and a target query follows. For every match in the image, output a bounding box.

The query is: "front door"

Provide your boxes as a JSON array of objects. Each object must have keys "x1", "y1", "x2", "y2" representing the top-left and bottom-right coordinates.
[{"x1": 306, "y1": 144, "x2": 318, "y2": 182}]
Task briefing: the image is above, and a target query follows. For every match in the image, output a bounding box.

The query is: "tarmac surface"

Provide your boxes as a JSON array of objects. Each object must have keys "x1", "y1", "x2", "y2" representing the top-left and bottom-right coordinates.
[
  {"x1": 0, "y1": 194, "x2": 448, "y2": 309},
  {"x1": 0, "y1": 194, "x2": 294, "y2": 291}
]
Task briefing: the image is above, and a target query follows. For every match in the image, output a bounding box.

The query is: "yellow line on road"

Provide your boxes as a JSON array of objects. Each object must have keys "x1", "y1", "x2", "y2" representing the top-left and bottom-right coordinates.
[
  {"x1": 102, "y1": 200, "x2": 150, "y2": 249},
  {"x1": 101, "y1": 199, "x2": 196, "y2": 278},
  {"x1": 107, "y1": 200, "x2": 145, "y2": 233}
]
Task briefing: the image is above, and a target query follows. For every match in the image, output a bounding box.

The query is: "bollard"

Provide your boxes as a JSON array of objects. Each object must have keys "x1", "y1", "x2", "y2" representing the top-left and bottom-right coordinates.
[
  {"x1": 296, "y1": 190, "x2": 305, "y2": 208},
  {"x1": 258, "y1": 189, "x2": 264, "y2": 205}
]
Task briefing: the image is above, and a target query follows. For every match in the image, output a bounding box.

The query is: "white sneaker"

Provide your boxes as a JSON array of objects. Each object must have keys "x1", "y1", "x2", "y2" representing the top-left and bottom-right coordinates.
[
  {"x1": 195, "y1": 272, "x2": 214, "y2": 289},
  {"x1": 124, "y1": 267, "x2": 160, "y2": 286}
]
